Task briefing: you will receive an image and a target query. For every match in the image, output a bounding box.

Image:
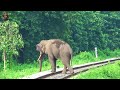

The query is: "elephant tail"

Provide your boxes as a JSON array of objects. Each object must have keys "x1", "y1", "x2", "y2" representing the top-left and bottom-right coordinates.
[{"x1": 70, "y1": 52, "x2": 72, "y2": 66}]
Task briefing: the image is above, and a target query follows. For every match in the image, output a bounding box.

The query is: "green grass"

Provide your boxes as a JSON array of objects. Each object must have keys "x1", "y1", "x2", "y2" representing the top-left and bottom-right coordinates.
[
  {"x1": 71, "y1": 61, "x2": 120, "y2": 79},
  {"x1": 0, "y1": 60, "x2": 63, "y2": 79},
  {"x1": 0, "y1": 61, "x2": 39, "y2": 79},
  {"x1": 0, "y1": 48, "x2": 120, "y2": 79}
]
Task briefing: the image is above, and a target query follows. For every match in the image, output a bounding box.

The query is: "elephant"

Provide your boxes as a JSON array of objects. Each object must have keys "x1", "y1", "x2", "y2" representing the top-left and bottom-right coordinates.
[{"x1": 36, "y1": 39, "x2": 74, "y2": 74}]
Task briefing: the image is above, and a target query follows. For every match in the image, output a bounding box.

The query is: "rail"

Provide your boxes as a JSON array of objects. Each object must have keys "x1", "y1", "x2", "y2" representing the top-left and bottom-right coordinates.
[{"x1": 21, "y1": 57, "x2": 120, "y2": 79}]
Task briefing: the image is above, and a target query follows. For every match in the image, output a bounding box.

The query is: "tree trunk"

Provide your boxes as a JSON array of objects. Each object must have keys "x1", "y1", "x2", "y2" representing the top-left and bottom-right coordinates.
[{"x1": 3, "y1": 50, "x2": 6, "y2": 70}]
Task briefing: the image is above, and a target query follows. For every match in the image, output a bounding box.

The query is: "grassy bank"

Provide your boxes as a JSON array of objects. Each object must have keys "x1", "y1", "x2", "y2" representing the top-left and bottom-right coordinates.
[
  {"x1": 0, "y1": 48, "x2": 120, "y2": 79},
  {"x1": 71, "y1": 61, "x2": 120, "y2": 79}
]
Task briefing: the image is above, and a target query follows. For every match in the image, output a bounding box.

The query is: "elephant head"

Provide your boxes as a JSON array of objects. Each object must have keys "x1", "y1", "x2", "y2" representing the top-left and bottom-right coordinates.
[
  {"x1": 36, "y1": 41, "x2": 46, "y2": 56},
  {"x1": 36, "y1": 40, "x2": 47, "y2": 72}
]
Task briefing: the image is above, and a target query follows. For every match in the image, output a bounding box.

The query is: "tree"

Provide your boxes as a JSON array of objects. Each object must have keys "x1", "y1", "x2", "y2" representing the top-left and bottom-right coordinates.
[
  {"x1": 1, "y1": 11, "x2": 119, "y2": 63},
  {"x1": 0, "y1": 12, "x2": 24, "y2": 70}
]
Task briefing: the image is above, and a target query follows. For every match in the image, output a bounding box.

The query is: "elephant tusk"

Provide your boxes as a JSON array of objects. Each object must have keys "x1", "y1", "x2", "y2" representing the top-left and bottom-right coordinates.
[
  {"x1": 37, "y1": 54, "x2": 42, "y2": 72},
  {"x1": 37, "y1": 54, "x2": 41, "y2": 61}
]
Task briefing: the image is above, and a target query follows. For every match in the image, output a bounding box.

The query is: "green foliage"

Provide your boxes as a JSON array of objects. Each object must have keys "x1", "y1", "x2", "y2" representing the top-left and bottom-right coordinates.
[
  {"x1": 72, "y1": 51, "x2": 96, "y2": 65},
  {"x1": 0, "y1": 62, "x2": 39, "y2": 79},
  {"x1": 18, "y1": 11, "x2": 120, "y2": 61},
  {"x1": 0, "y1": 48, "x2": 120, "y2": 79},
  {"x1": 1, "y1": 11, "x2": 120, "y2": 63},
  {"x1": 0, "y1": 19, "x2": 24, "y2": 62},
  {"x1": 0, "y1": 11, "x2": 120, "y2": 78}
]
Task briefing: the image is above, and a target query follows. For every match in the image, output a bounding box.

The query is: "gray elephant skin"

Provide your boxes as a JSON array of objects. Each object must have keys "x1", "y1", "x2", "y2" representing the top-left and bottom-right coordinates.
[{"x1": 36, "y1": 39, "x2": 74, "y2": 74}]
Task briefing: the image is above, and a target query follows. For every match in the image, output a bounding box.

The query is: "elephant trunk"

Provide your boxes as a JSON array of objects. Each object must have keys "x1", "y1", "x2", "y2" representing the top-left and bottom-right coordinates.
[
  {"x1": 38, "y1": 54, "x2": 44, "y2": 72},
  {"x1": 39, "y1": 59, "x2": 42, "y2": 72}
]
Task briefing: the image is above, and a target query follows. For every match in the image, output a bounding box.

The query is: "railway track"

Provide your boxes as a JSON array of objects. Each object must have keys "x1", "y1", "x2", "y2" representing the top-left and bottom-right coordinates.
[{"x1": 21, "y1": 57, "x2": 120, "y2": 79}]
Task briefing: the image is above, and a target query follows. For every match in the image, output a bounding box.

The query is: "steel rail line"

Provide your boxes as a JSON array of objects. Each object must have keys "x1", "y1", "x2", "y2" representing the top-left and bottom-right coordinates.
[{"x1": 21, "y1": 57, "x2": 120, "y2": 79}]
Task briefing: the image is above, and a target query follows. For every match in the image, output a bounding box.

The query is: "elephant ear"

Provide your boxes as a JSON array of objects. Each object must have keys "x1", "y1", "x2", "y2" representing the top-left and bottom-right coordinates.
[
  {"x1": 41, "y1": 44, "x2": 46, "y2": 53},
  {"x1": 40, "y1": 40, "x2": 47, "y2": 53},
  {"x1": 36, "y1": 44, "x2": 41, "y2": 51}
]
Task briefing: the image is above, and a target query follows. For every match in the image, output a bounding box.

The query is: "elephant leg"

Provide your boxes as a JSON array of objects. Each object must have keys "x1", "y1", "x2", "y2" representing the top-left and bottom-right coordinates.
[
  {"x1": 67, "y1": 60, "x2": 74, "y2": 74},
  {"x1": 48, "y1": 55, "x2": 56, "y2": 73},
  {"x1": 66, "y1": 63, "x2": 74, "y2": 74},
  {"x1": 62, "y1": 65, "x2": 67, "y2": 74},
  {"x1": 61, "y1": 59, "x2": 74, "y2": 74}
]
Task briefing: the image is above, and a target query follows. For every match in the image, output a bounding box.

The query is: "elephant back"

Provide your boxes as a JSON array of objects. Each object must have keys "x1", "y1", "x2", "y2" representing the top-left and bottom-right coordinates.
[{"x1": 52, "y1": 39, "x2": 66, "y2": 48}]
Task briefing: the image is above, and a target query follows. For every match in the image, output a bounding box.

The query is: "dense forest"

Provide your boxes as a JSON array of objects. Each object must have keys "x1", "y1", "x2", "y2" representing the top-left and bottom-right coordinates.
[{"x1": 0, "y1": 11, "x2": 120, "y2": 63}]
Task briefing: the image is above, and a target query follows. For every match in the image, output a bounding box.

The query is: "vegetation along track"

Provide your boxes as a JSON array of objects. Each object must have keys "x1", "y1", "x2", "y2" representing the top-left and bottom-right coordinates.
[{"x1": 21, "y1": 57, "x2": 120, "y2": 79}]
